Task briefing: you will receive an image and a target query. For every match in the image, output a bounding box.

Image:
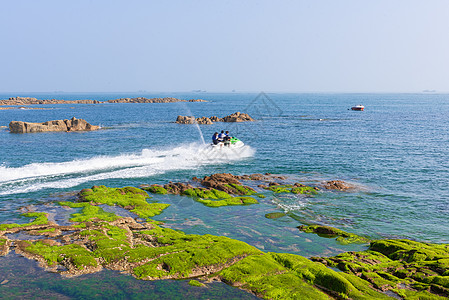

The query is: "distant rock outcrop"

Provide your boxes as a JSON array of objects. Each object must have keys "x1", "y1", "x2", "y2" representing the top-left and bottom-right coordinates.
[
  {"x1": 9, "y1": 117, "x2": 99, "y2": 133},
  {"x1": 107, "y1": 97, "x2": 206, "y2": 103},
  {"x1": 0, "y1": 96, "x2": 206, "y2": 106},
  {"x1": 176, "y1": 112, "x2": 255, "y2": 125},
  {"x1": 0, "y1": 97, "x2": 101, "y2": 105}
]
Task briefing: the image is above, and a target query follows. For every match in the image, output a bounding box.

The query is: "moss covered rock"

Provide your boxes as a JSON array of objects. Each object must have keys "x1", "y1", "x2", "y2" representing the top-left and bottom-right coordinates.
[
  {"x1": 141, "y1": 184, "x2": 168, "y2": 195},
  {"x1": 265, "y1": 212, "x2": 286, "y2": 219},
  {"x1": 4, "y1": 183, "x2": 449, "y2": 299},
  {"x1": 76, "y1": 185, "x2": 170, "y2": 220},
  {"x1": 298, "y1": 225, "x2": 370, "y2": 245},
  {"x1": 195, "y1": 196, "x2": 258, "y2": 207},
  {"x1": 0, "y1": 212, "x2": 49, "y2": 231},
  {"x1": 313, "y1": 239, "x2": 449, "y2": 299},
  {"x1": 219, "y1": 252, "x2": 391, "y2": 299},
  {"x1": 179, "y1": 187, "x2": 258, "y2": 207},
  {"x1": 264, "y1": 184, "x2": 318, "y2": 195},
  {"x1": 188, "y1": 280, "x2": 205, "y2": 287}
]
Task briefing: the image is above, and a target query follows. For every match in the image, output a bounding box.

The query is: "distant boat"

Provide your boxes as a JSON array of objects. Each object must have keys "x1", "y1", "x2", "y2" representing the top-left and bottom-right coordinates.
[{"x1": 351, "y1": 105, "x2": 364, "y2": 111}]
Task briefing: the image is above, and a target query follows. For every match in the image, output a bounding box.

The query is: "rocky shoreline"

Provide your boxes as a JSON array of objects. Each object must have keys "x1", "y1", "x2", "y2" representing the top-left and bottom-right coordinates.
[
  {"x1": 9, "y1": 117, "x2": 99, "y2": 133},
  {"x1": 0, "y1": 96, "x2": 206, "y2": 106},
  {"x1": 1, "y1": 172, "x2": 447, "y2": 299}
]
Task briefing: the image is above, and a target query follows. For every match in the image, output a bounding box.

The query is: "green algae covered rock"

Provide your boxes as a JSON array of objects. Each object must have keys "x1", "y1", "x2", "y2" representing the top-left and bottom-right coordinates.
[
  {"x1": 265, "y1": 212, "x2": 286, "y2": 219},
  {"x1": 76, "y1": 185, "x2": 170, "y2": 220},
  {"x1": 132, "y1": 227, "x2": 262, "y2": 279},
  {"x1": 182, "y1": 188, "x2": 232, "y2": 199},
  {"x1": 181, "y1": 188, "x2": 258, "y2": 207},
  {"x1": 12, "y1": 199, "x2": 262, "y2": 280},
  {"x1": 0, "y1": 212, "x2": 49, "y2": 231},
  {"x1": 264, "y1": 184, "x2": 318, "y2": 195},
  {"x1": 141, "y1": 184, "x2": 168, "y2": 195},
  {"x1": 70, "y1": 204, "x2": 121, "y2": 223},
  {"x1": 196, "y1": 196, "x2": 258, "y2": 207},
  {"x1": 313, "y1": 239, "x2": 449, "y2": 299},
  {"x1": 19, "y1": 240, "x2": 99, "y2": 270},
  {"x1": 219, "y1": 252, "x2": 391, "y2": 299},
  {"x1": 188, "y1": 280, "x2": 205, "y2": 287},
  {"x1": 223, "y1": 183, "x2": 256, "y2": 196},
  {"x1": 5, "y1": 183, "x2": 449, "y2": 299},
  {"x1": 298, "y1": 225, "x2": 370, "y2": 245}
]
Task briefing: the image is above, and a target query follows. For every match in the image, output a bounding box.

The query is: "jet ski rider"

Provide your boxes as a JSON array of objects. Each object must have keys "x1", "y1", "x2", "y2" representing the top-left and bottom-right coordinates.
[
  {"x1": 212, "y1": 132, "x2": 220, "y2": 145},
  {"x1": 218, "y1": 130, "x2": 226, "y2": 141}
]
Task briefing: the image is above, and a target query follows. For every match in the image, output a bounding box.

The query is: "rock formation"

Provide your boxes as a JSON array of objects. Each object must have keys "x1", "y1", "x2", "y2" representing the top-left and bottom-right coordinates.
[
  {"x1": 323, "y1": 180, "x2": 353, "y2": 190},
  {"x1": 0, "y1": 97, "x2": 101, "y2": 105},
  {"x1": 220, "y1": 112, "x2": 255, "y2": 122},
  {"x1": 0, "y1": 96, "x2": 205, "y2": 106},
  {"x1": 9, "y1": 117, "x2": 99, "y2": 133},
  {"x1": 176, "y1": 112, "x2": 255, "y2": 124},
  {"x1": 107, "y1": 97, "x2": 206, "y2": 103}
]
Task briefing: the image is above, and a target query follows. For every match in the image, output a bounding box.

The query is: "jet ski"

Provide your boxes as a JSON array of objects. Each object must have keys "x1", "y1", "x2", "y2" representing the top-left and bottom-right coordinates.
[{"x1": 212, "y1": 137, "x2": 244, "y2": 148}]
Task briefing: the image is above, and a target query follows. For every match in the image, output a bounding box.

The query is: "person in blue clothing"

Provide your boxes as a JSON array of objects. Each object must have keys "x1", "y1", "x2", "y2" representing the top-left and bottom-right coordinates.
[
  {"x1": 218, "y1": 130, "x2": 226, "y2": 142},
  {"x1": 212, "y1": 132, "x2": 219, "y2": 145}
]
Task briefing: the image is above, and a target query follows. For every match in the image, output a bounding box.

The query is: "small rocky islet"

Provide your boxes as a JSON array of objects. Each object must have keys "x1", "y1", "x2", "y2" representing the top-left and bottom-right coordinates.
[
  {"x1": 9, "y1": 117, "x2": 99, "y2": 133},
  {"x1": 175, "y1": 112, "x2": 255, "y2": 125},
  {"x1": 1, "y1": 173, "x2": 448, "y2": 299}
]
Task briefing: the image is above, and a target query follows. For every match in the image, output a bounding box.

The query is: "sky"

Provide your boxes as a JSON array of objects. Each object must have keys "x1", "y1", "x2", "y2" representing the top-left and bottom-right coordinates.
[{"x1": 1, "y1": 0, "x2": 448, "y2": 93}]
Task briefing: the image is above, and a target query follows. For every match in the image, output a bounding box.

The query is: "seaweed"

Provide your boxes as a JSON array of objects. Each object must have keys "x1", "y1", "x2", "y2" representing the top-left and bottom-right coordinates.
[{"x1": 0, "y1": 212, "x2": 49, "y2": 231}]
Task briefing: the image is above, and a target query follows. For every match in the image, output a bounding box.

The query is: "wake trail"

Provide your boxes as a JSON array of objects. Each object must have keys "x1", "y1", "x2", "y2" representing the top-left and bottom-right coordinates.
[{"x1": 0, "y1": 143, "x2": 255, "y2": 195}]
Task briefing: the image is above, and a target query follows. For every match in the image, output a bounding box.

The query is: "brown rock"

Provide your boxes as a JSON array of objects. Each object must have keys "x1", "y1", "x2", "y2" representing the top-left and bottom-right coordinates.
[
  {"x1": 163, "y1": 182, "x2": 194, "y2": 195},
  {"x1": 195, "y1": 117, "x2": 213, "y2": 125},
  {"x1": 196, "y1": 173, "x2": 255, "y2": 195},
  {"x1": 220, "y1": 112, "x2": 255, "y2": 122},
  {"x1": 9, "y1": 117, "x2": 99, "y2": 133},
  {"x1": 176, "y1": 112, "x2": 255, "y2": 125},
  {"x1": 175, "y1": 116, "x2": 196, "y2": 124},
  {"x1": 323, "y1": 180, "x2": 352, "y2": 190},
  {"x1": 0, "y1": 97, "x2": 100, "y2": 105}
]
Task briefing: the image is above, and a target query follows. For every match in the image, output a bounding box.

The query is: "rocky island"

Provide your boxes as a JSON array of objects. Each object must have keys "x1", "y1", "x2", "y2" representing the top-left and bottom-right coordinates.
[
  {"x1": 0, "y1": 97, "x2": 101, "y2": 105},
  {"x1": 0, "y1": 96, "x2": 206, "y2": 106},
  {"x1": 176, "y1": 112, "x2": 255, "y2": 124},
  {"x1": 9, "y1": 117, "x2": 99, "y2": 133}
]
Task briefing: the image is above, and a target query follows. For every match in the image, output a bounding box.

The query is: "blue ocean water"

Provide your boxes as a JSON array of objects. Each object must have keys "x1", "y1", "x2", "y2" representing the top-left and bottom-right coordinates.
[
  {"x1": 1, "y1": 92, "x2": 448, "y2": 246},
  {"x1": 0, "y1": 93, "x2": 449, "y2": 242},
  {"x1": 1, "y1": 92, "x2": 448, "y2": 297}
]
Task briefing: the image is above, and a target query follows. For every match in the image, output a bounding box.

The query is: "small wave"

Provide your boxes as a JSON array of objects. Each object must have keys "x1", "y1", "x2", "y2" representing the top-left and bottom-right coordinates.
[{"x1": 0, "y1": 143, "x2": 255, "y2": 195}]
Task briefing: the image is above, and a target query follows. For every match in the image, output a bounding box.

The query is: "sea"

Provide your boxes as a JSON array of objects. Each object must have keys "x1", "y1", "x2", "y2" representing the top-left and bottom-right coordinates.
[{"x1": 0, "y1": 92, "x2": 448, "y2": 299}]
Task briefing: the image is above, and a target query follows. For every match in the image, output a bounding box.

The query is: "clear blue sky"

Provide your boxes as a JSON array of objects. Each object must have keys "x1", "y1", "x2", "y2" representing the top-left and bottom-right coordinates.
[{"x1": 1, "y1": 0, "x2": 448, "y2": 93}]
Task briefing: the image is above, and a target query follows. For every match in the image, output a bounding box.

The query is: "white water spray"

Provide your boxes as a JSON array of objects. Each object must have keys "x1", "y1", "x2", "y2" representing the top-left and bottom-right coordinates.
[
  {"x1": 0, "y1": 143, "x2": 255, "y2": 195},
  {"x1": 179, "y1": 102, "x2": 206, "y2": 145}
]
